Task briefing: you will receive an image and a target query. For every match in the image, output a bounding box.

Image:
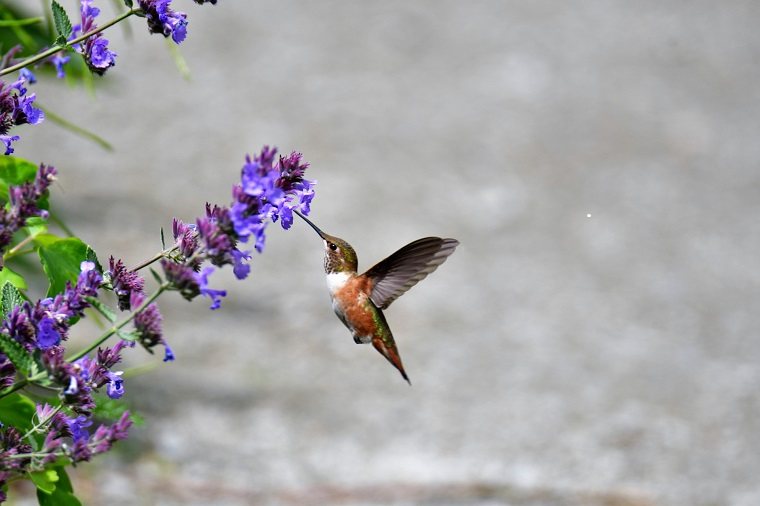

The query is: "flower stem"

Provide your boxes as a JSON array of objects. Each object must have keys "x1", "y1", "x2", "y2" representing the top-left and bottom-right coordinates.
[
  {"x1": 0, "y1": 9, "x2": 138, "y2": 77},
  {"x1": 66, "y1": 282, "x2": 169, "y2": 363},
  {"x1": 4, "y1": 234, "x2": 37, "y2": 261},
  {"x1": 22, "y1": 405, "x2": 62, "y2": 440},
  {"x1": 130, "y1": 246, "x2": 178, "y2": 272}
]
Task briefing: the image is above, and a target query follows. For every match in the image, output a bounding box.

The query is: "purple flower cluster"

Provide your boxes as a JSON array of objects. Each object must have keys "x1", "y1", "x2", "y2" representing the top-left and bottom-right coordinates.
[
  {"x1": 105, "y1": 256, "x2": 145, "y2": 310},
  {"x1": 0, "y1": 75, "x2": 44, "y2": 155},
  {"x1": 0, "y1": 163, "x2": 55, "y2": 253},
  {"x1": 160, "y1": 146, "x2": 316, "y2": 310},
  {"x1": 231, "y1": 148, "x2": 316, "y2": 248},
  {"x1": 2, "y1": 261, "x2": 102, "y2": 354},
  {"x1": 0, "y1": 404, "x2": 131, "y2": 495},
  {"x1": 138, "y1": 0, "x2": 189, "y2": 44},
  {"x1": 74, "y1": 0, "x2": 117, "y2": 75},
  {"x1": 130, "y1": 290, "x2": 173, "y2": 361},
  {"x1": 43, "y1": 339, "x2": 130, "y2": 414}
]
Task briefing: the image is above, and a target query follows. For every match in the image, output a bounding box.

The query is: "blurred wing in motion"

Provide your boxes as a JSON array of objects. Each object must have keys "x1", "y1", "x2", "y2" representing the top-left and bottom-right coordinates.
[{"x1": 364, "y1": 237, "x2": 459, "y2": 310}]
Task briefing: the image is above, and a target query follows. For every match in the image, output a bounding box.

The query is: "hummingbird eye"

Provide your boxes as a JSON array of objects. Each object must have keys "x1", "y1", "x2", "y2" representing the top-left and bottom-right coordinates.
[{"x1": 328, "y1": 242, "x2": 338, "y2": 251}]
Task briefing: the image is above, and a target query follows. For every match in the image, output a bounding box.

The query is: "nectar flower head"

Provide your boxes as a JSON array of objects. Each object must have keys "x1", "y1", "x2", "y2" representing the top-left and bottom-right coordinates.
[{"x1": 228, "y1": 146, "x2": 316, "y2": 252}]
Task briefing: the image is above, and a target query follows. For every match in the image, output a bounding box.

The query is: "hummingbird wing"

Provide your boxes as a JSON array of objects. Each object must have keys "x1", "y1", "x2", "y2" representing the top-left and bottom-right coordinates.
[{"x1": 363, "y1": 237, "x2": 459, "y2": 310}]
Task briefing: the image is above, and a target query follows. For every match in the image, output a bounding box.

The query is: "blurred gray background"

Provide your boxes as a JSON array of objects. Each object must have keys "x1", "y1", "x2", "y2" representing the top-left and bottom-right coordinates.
[{"x1": 9, "y1": 0, "x2": 760, "y2": 505}]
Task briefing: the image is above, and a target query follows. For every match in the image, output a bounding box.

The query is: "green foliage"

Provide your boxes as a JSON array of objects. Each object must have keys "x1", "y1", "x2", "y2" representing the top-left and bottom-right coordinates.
[
  {"x1": 23, "y1": 216, "x2": 49, "y2": 239},
  {"x1": 0, "y1": 266, "x2": 28, "y2": 290},
  {"x1": 0, "y1": 334, "x2": 32, "y2": 376},
  {"x1": 0, "y1": 4, "x2": 90, "y2": 85},
  {"x1": 51, "y1": 1, "x2": 72, "y2": 46},
  {"x1": 30, "y1": 469, "x2": 59, "y2": 494},
  {"x1": 36, "y1": 467, "x2": 82, "y2": 506},
  {"x1": 0, "y1": 17, "x2": 43, "y2": 28},
  {"x1": 0, "y1": 393, "x2": 36, "y2": 431},
  {"x1": 34, "y1": 234, "x2": 100, "y2": 297},
  {"x1": 0, "y1": 282, "x2": 33, "y2": 373},
  {"x1": 0, "y1": 156, "x2": 39, "y2": 203},
  {"x1": 2, "y1": 280, "x2": 24, "y2": 317},
  {"x1": 93, "y1": 394, "x2": 144, "y2": 426},
  {"x1": 84, "y1": 295, "x2": 117, "y2": 323}
]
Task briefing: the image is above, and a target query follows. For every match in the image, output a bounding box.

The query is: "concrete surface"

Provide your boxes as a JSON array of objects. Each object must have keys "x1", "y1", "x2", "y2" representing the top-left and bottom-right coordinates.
[{"x1": 8, "y1": 0, "x2": 760, "y2": 504}]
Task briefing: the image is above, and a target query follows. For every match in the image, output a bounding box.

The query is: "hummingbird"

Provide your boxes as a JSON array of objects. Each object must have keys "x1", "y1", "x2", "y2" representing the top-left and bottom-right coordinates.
[{"x1": 293, "y1": 209, "x2": 459, "y2": 384}]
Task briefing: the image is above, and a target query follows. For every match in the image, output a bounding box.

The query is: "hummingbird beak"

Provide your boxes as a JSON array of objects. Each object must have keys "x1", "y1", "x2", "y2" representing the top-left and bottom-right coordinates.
[{"x1": 293, "y1": 209, "x2": 326, "y2": 239}]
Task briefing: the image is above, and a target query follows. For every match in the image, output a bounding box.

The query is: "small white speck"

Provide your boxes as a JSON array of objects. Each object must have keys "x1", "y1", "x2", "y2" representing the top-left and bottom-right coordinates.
[{"x1": 586, "y1": 213, "x2": 592, "y2": 218}]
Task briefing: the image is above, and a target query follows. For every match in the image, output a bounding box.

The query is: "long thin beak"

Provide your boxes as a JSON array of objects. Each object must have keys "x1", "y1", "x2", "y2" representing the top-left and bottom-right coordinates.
[{"x1": 293, "y1": 209, "x2": 326, "y2": 239}]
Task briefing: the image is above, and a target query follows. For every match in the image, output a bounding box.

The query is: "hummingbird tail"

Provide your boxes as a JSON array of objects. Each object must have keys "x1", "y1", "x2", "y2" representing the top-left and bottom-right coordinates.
[{"x1": 372, "y1": 336, "x2": 411, "y2": 385}]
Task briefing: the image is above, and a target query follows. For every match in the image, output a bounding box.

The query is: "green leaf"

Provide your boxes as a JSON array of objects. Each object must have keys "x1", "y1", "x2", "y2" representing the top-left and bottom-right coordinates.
[
  {"x1": 2, "y1": 281, "x2": 24, "y2": 317},
  {"x1": 0, "y1": 17, "x2": 43, "y2": 27},
  {"x1": 30, "y1": 469, "x2": 59, "y2": 495},
  {"x1": 24, "y1": 216, "x2": 49, "y2": 238},
  {"x1": 34, "y1": 234, "x2": 100, "y2": 297},
  {"x1": 84, "y1": 296, "x2": 116, "y2": 323},
  {"x1": 0, "y1": 331, "x2": 33, "y2": 376},
  {"x1": 51, "y1": 1, "x2": 72, "y2": 40},
  {"x1": 116, "y1": 329, "x2": 139, "y2": 342},
  {"x1": 0, "y1": 266, "x2": 28, "y2": 291},
  {"x1": 92, "y1": 394, "x2": 143, "y2": 426},
  {"x1": 0, "y1": 393, "x2": 36, "y2": 431},
  {"x1": 36, "y1": 467, "x2": 81, "y2": 506},
  {"x1": 0, "y1": 156, "x2": 38, "y2": 203},
  {"x1": 149, "y1": 267, "x2": 162, "y2": 284}
]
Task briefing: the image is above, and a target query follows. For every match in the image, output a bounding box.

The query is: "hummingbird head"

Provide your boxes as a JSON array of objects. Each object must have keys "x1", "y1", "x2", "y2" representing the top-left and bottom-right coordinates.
[{"x1": 294, "y1": 210, "x2": 358, "y2": 274}]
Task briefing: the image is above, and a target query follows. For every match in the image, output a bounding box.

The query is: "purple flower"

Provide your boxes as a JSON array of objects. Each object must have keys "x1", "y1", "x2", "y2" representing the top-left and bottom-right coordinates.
[
  {"x1": 0, "y1": 134, "x2": 19, "y2": 155},
  {"x1": 67, "y1": 414, "x2": 92, "y2": 443},
  {"x1": 76, "y1": 0, "x2": 117, "y2": 75},
  {"x1": 51, "y1": 54, "x2": 70, "y2": 78},
  {"x1": 197, "y1": 267, "x2": 226, "y2": 310},
  {"x1": 131, "y1": 291, "x2": 164, "y2": 352},
  {"x1": 163, "y1": 342, "x2": 174, "y2": 362},
  {"x1": 88, "y1": 37, "x2": 117, "y2": 71},
  {"x1": 107, "y1": 256, "x2": 145, "y2": 310},
  {"x1": 43, "y1": 347, "x2": 96, "y2": 414},
  {"x1": 105, "y1": 371, "x2": 124, "y2": 399},
  {"x1": 81, "y1": 411, "x2": 132, "y2": 458},
  {"x1": 0, "y1": 75, "x2": 44, "y2": 154},
  {"x1": 230, "y1": 147, "x2": 317, "y2": 248},
  {"x1": 36, "y1": 317, "x2": 61, "y2": 349},
  {"x1": 161, "y1": 259, "x2": 200, "y2": 301},
  {"x1": 231, "y1": 249, "x2": 251, "y2": 280},
  {"x1": 97, "y1": 340, "x2": 127, "y2": 369},
  {"x1": 19, "y1": 68, "x2": 35, "y2": 84},
  {"x1": 173, "y1": 218, "x2": 199, "y2": 259},
  {"x1": 139, "y1": 0, "x2": 189, "y2": 44},
  {"x1": 3, "y1": 306, "x2": 36, "y2": 351}
]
